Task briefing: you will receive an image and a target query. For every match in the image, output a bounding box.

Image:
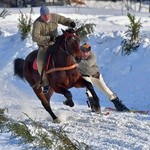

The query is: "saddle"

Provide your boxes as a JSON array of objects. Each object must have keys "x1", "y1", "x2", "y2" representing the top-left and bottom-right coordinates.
[
  {"x1": 31, "y1": 51, "x2": 52, "y2": 89},
  {"x1": 32, "y1": 55, "x2": 51, "y2": 71},
  {"x1": 32, "y1": 48, "x2": 53, "y2": 71}
]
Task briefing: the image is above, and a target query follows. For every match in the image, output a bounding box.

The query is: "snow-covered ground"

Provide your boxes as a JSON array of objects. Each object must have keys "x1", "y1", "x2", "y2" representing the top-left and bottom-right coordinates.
[{"x1": 0, "y1": 1, "x2": 150, "y2": 149}]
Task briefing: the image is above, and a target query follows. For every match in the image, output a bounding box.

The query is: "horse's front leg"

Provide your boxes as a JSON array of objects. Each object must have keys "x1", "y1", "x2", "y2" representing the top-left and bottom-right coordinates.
[
  {"x1": 33, "y1": 87, "x2": 60, "y2": 123},
  {"x1": 61, "y1": 88, "x2": 74, "y2": 107},
  {"x1": 83, "y1": 79, "x2": 101, "y2": 113}
]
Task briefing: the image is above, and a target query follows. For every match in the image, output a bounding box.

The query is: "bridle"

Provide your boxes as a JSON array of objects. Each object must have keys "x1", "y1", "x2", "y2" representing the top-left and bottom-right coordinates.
[
  {"x1": 46, "y1": 32, "x2": 80, "y2": 74},
  {"x1": 59, "y1": 33, "x2": 79, "y2": 59}
]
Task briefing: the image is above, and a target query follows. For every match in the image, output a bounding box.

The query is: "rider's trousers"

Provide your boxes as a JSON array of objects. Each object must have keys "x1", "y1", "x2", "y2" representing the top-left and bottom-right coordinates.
[{"x1": 37, "y1": 46, "x2": 49, "y2": 86}]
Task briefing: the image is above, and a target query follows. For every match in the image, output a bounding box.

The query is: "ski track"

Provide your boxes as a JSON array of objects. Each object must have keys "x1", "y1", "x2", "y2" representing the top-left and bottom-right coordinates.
[
  {"x1": 1, "y1": 97, "x2": 150, "y2": 150},
  {"x1": 27, "y1": 103, "x2": 150, "y2": 150}
]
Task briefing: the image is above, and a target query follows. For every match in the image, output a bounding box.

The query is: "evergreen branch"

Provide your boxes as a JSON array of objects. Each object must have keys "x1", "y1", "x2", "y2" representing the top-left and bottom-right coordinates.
[
  {"x1": 0, "y1": 9, "x2": 11, "y2": 19},
  {"x1": 121, "y1": 13, "x2": 142, "y2": 55}
]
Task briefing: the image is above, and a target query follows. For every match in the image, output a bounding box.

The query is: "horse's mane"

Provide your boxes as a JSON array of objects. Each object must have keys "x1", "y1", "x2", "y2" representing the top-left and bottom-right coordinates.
[
  {"x1": 46, "y1": 28, "x2": 76, "y2": 54},
  {"x1": 47, "y1": 36, "x2": 62, "y2": 54},
  {"x1": 45, "y1": 28, "x2": 80, "y2": 70}
]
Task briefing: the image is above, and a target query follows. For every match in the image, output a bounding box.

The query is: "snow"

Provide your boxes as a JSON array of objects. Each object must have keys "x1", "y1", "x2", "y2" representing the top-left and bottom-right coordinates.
[{"x1": 0, "y1": 1, "x2": 150, "y2": 149}]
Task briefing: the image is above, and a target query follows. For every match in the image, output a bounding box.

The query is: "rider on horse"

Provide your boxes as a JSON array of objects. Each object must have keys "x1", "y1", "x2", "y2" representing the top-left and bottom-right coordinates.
[{"x1": 32, "y1": 5, "x2": 76, "y2": 94}]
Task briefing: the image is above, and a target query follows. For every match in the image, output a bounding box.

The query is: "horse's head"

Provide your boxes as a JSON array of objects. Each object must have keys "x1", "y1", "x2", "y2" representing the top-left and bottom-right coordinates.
[{"x1": 61, "y1": 29, "x2": 82, "y2": 63}]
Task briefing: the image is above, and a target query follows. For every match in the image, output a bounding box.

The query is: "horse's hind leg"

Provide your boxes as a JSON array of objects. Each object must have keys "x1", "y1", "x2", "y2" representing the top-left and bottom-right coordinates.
[{"x1": 83, "y1": 79, "x2": 101, "y2": 113}]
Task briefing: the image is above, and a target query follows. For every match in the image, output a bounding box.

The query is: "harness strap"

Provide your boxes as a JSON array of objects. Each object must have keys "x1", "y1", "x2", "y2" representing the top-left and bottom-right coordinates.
[{"x1": 46, "y1": 64, "x2": 78, "y2": 74}]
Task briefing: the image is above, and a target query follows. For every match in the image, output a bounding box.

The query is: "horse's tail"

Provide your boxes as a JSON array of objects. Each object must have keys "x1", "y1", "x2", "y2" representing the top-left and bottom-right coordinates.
[{"x1": 14, "y1": 58, "x2": 25, "y2": 79}]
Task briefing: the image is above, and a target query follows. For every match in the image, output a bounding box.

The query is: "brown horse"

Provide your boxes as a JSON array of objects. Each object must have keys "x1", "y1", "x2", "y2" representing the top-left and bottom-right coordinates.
[{"x1": 14, "y1": 29, "x2": 100, "y2": 123}]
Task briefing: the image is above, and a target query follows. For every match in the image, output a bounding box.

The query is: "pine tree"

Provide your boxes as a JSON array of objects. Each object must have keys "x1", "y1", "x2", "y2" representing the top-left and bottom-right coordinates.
[
  {"x1": 121, "y1": 13, "x2": 142, "y2": 55},
  {"x1": 18, "y1": 8, "x2": 33, "y2": 40}
]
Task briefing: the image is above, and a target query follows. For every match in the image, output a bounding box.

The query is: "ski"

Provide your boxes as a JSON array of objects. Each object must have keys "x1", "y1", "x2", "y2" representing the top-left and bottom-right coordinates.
[
  {"x1": 105, "y1": 107, "x2": 149, "y2": 115},
  {"x1": 101, "y1": 111, "x2": 110, "y2": 116}
]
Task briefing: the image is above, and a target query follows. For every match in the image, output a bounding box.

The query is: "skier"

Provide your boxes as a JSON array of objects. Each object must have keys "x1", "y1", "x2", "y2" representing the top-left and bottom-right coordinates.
[{"x1": 78, "y1": 43, "x2": 130, "y2": 112}]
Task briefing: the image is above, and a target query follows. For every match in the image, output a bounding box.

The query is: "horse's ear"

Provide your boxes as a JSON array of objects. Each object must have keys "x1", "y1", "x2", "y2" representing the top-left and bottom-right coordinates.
[
  {"x1": 61, "y1": 29, "x2": 65, "y2": 33},
  {"x1": 66, "y1": 28, "x2": 76, "y2": 34}
]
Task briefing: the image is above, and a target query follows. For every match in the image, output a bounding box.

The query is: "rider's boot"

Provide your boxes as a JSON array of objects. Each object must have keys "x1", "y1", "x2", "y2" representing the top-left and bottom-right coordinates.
[
  {"x1": 111, "y1": 97, "x2": 130, "y2": 112},
  {"x1": 41, "y1": 71, "x2": 50, "y2": 94}
]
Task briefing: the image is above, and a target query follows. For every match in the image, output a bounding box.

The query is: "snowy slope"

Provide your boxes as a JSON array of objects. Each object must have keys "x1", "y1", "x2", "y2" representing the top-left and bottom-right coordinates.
[{"x1": 0, "y1": 1, "x2": 150, "y2": 150}]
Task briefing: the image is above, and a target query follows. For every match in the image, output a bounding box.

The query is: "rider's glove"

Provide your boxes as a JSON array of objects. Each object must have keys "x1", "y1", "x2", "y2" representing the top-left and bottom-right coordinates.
[{"x1": 70, "y1": 22, "x2": 76, "y2": 28}]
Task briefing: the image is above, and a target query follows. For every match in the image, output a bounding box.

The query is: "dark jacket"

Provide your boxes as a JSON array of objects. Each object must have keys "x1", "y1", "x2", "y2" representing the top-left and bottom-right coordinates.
[{"x1": 32, "y1": 13, "x2": 73, "y2": 46}]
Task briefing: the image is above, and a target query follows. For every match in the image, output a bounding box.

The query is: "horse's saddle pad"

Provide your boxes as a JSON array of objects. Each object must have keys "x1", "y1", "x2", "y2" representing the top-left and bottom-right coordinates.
[
  {"x1": 33, "y1": 54, "x2": 51, "y2": 71},
  {"x1": 33, "y1": 59, "x2": 38, "y2": 70}
]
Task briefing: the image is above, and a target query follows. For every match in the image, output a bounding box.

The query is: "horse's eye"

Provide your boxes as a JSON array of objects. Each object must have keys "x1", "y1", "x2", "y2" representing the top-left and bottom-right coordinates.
[
  {"x1": 70, "y1": 37, "x2": 77, "y2": 43},
  {"x1": 71, "y1": 37, "x2": 76, "y2": 41},
  {"x1": 69, "y1": 37, "x2": 73, "y2": 42}
]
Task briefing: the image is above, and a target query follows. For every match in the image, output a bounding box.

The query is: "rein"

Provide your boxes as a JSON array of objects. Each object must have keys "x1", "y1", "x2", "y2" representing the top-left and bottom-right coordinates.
[
  {"x1": 46, "y1": 33, "x2": 78, "y2": 74},
  {"x1": 46, "y1": 64, "x2": 78, "y2": 74}
]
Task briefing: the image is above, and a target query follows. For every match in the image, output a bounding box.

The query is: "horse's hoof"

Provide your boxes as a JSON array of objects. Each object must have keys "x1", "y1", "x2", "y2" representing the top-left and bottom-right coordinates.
[
  {"x1": 53, "y1": 118, "x2": 61, "y2": 123},
  {"x1": 92, "y1": 107, "x2": 101, "y2": 114},
  {"x1": 63, "y1": 100, "x2": 74, "y2": 107},
  {"x1": 95, "y1": 109, "x2": 101, "y2": 114}
]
